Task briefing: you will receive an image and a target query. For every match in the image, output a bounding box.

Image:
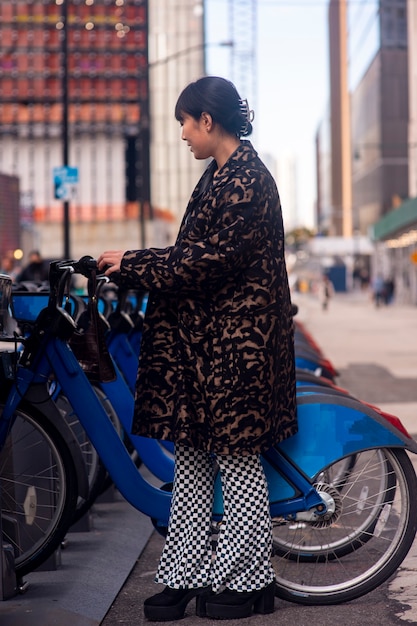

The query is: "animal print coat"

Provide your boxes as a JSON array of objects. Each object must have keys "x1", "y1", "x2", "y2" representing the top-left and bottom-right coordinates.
[{"x1": 119, "y1": 141, "x2": 297, "y2": 456}]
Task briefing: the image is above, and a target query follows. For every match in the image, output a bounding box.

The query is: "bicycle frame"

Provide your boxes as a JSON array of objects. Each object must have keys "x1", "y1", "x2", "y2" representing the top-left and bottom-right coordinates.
[
  {"x1": 6, "y1": 259, "x2": 417, "y2": 530},
  {"x1": 2, "y1": 319, "x2": 172, "y2": 524},
  {"x1": 5, "y1": 268, "x2": 417, "y2": 606},
  {"x1": 6, "y1": 306, "x2": 417, "y2": 530},
  {"x1": 10, "y1": 291, "x2": 176, "y2": 484}
]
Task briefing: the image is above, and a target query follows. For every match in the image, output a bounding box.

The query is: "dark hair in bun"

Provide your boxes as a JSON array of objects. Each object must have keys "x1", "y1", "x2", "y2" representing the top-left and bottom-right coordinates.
[{"x1": 175, "y1": 76, "x2": 254, "y2": 138}]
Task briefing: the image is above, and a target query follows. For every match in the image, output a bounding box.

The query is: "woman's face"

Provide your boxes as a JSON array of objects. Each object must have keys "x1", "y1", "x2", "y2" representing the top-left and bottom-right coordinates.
[{"x1": 179, "y1": 113, "x2": 212, "y2": 160}]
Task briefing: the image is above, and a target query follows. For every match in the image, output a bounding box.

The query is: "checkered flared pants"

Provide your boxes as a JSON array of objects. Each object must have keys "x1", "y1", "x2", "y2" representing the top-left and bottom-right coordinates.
[{"x1": 155, "y1": 444, "x2": 276, "y2": 593}]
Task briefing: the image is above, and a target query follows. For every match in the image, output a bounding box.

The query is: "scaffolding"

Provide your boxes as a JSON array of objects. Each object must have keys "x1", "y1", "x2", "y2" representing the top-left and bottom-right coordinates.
[{"x1": 228, "y1": 0, "x2": 257, "y2": 122}]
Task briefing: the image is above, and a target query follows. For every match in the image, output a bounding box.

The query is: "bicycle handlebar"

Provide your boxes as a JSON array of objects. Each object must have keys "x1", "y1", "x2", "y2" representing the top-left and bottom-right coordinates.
[
  {"x1": 51, "y1": 256, "x2": 99, "y2": 279},
  {"x1": 48, "y1": 256, "x2": 103, "y2": 311}
]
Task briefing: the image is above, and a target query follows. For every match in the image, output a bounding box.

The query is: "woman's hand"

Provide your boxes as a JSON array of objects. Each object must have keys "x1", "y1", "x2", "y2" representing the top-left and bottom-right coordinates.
[{"x1": 97, "y1": 250, "x2": 125, "y2": 276}]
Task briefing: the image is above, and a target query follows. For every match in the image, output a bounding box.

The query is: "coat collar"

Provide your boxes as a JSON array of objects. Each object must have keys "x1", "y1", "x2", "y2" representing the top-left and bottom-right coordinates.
[
  {"x1": 178, "y1": 141, "x2": 260, "y2": 239},
  {"x1": 192, "y1": 140, "x2": 258, "y2": 199},
  {"x1": 218, "y1": 140, "x2": 258, "y2": 175}
]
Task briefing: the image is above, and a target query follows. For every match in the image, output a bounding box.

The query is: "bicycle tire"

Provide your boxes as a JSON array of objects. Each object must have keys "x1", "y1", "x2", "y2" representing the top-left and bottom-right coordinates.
[
  {"x1": 272, "y1": 450, "x2": 397, "y2": 561},
  {"x1": 272, "y1": 448, "x2": 417, "y2": 604},
  {"x1": 0, "y1": 401, "x2": 78, "y2": 576}
]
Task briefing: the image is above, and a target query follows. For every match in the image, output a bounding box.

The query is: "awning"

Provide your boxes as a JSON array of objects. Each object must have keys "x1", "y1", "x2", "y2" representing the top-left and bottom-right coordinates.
[{"x1": 372, "y1": 197, "x2": 417, "y2": 241}]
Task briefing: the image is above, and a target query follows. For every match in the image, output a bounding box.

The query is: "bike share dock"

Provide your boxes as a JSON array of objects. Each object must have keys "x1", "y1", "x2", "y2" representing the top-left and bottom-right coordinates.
[{"x1": 2, "y1": 291, "x2": 417, "y2": 626}]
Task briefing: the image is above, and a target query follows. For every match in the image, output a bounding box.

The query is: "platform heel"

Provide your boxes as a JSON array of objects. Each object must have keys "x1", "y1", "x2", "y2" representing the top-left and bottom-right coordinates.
[
  {"x1": 195, "y1": 590, "x2": 211, "y2": 617},
  {"x1": 205, "y1": 581, "x2": 276, "y2": 620},
  {"x1": 144, "y1": 585, "x2": 212, "y2": 621},
  {"x1": 253, "y1": 581, "x2": 275, "y2": 614}
]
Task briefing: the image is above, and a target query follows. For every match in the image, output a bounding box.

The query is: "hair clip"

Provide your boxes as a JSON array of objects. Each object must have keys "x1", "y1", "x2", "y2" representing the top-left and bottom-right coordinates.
[{"x1": 239, "y1": 98, "x2": 255, "y2": 135}]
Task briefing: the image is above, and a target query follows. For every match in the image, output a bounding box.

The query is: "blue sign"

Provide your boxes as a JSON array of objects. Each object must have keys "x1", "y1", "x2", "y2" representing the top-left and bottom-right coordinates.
[{"x1": 53, "y1": 166, "x2": 79, "y2": 200}]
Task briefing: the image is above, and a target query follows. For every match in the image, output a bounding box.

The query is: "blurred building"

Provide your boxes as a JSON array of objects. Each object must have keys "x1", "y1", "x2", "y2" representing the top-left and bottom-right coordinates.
[
  {"x1": 316, "y1": 0, "x2": 409, "y2": 237},
  {"x1": 311, "y1": 0, "x2": 357, "y2": 291},
  {"x1": 406, "y1": 0, "x2": 417, "y2": 198},
  {"x1": 317, "y1": 0, "x2": 410, "y2": 236},
  {"x1": 371, "y1": 0, "x2": 417, "y2": 305},
  {"x1": 350, "y1": 0, "x2": 409, "y2": 236},
  {"x1": 148, "y1": 0, "x2": 206, "y2": 246},
  {"x1": 315, "y1": 106, "x2": 332, "y2": 235},
  {"x1": 315, "y1": 0, "x2": 416, "y2": 301},
  {"x1": 0, "y1": 0, "x2": 149, "y2": 257},
  {"x1": 257, "y1": 151, "x2": 298, "y2": 231},
  {"x1": 327, "y1": 0, "x2": 352, "y2": 237},
  {"x1": 0, "y1": 174, "x2": 20, "y2": 261},
  {"x1": 275, "y1": 156, "x2": 298, "y2": 231},
  {"x1": 0, "y1": 0, "x2": 206, "y2": 259}
]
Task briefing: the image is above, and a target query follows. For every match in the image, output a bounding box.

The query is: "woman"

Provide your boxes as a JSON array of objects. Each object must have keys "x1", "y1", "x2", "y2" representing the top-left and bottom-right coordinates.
[{"x1": 98, "y1": 76, "x2": 297, "y2": 621}]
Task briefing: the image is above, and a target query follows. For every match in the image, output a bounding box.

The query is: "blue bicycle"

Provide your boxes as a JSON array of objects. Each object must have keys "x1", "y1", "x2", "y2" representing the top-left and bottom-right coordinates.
[
  {"x1": 0, "y1": 276, "x2": 89, "y2": 577},
  {"x1": 1, "y1": 258, "x2": 417, "y2": 605}
]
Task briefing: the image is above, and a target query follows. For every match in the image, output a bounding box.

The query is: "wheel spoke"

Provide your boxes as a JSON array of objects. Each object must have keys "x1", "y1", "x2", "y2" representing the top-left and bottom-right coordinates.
[{"x1": 272, "y1": 448, "x2": 417, "y2": 604}]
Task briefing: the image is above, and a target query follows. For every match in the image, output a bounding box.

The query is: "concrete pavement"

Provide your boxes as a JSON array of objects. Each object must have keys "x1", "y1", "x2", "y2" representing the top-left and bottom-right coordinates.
[{"x1": 294, "y1": 290, "x2": 417, "y2": 433}]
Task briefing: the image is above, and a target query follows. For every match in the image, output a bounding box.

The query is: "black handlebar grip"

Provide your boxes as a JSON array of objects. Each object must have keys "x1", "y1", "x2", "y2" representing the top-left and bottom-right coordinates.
[{"x1": 74, "y1": 255, "x2": 98, "y2": 274}]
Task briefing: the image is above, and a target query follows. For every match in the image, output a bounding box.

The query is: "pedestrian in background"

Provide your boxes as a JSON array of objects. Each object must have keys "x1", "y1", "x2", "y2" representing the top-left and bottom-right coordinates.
[
  {"x1": 0, "y1": 253, "x2": 20, "y2": 282},
  {"x1": 318, "y1": 274, "x2": 334, "y2": 311},
  {"x1": 16, "y1": 250, "x2": 49, "y2": 283},
  {"x1": 383, "y1": 277, "x2": 395, "y2": 305},
  {"x1": 98, "y1": 76, "x2": 297, "y2": 621},
  {"x1": 372, "y1": 274, "x2": 385, "y2": 308}
]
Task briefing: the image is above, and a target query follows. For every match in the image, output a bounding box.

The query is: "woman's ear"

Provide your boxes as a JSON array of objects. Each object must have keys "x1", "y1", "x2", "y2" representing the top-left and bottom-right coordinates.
[{"x1": 201, "y1": 112, "x2": 213, "y2": 131}]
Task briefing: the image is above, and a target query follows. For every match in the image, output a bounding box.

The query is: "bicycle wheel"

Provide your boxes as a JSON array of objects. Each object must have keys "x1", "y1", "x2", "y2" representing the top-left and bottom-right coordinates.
[
  {"x1": 272, "y1": 448, "x2": 417, "y2": 604},
  {"x1": 273, "y1": 450, "x2": 395, "y2": 561},
  {"x1": 0, "y1": 402, "x2": 78, "y2": 576}
]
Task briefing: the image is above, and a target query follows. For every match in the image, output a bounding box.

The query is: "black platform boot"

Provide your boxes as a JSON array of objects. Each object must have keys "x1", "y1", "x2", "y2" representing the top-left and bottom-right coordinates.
[
  {"x1": 144, "y1": 585, "x2": 212, "y2": 621},
  {"x1": 205, "y1": 581, "x2": 276, "y2": 620}
]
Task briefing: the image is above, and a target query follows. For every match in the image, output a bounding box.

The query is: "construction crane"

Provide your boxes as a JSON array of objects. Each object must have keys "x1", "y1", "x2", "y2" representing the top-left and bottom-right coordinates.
[{"x1": 228, "y1": 0, "x2": 257, "y2": 125}]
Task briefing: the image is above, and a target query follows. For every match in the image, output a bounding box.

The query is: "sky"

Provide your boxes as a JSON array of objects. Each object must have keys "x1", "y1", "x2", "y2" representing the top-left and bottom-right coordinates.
[{"x1": 205, "y1": 0, "x2": 330, "y2": 230}]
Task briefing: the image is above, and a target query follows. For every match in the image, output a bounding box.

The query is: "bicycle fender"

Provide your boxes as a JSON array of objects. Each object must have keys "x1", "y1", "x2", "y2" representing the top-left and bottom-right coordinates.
[
  {"x1": 23, "y1": 384, "x2": 90, "y2": 500},
  {"x1": 212, "y1": 392, "x2": 417, "y2": 517},
  {"x1": 279, "y1": 392, "x2": 417, "y2": 483}
]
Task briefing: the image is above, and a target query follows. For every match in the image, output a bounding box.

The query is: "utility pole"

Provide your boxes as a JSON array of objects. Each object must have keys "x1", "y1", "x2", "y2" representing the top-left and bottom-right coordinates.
[{"x1": 61, "y1": 0, "x2": 70, "y2": 259}]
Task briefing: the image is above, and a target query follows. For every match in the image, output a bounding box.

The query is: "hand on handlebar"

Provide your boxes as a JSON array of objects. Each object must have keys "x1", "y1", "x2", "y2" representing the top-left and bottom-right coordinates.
[{"x1": 97, "y1": 250, "x2": 125, "y2": 276}]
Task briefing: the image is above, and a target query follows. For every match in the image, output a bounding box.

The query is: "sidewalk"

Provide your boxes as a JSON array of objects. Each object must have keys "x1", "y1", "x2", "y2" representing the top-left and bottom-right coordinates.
[{"x1": 294, "y1": 291, "x2": 417, "y2": 433}]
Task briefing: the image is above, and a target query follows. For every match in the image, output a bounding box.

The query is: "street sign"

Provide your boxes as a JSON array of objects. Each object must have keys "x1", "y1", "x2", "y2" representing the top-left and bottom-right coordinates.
[{"x1": 53, "y1": 166, "x2": 79, "y2": 201}]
